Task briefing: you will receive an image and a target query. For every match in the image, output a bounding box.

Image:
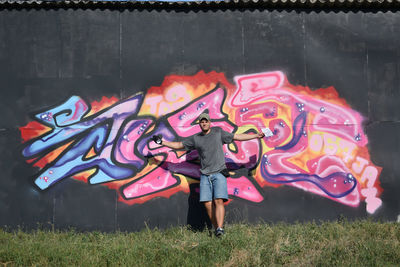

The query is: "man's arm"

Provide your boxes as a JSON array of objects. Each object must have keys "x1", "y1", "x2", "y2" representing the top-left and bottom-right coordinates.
[
  {"x1": 233, "y1": 132, "x2": 265, "y2": 141},
  {"x1": 152, "y1": 134, "x2": 185, "y2": 150},
  {"x1": 161, "y1": 140, "x2": 185, "y2": 150}
]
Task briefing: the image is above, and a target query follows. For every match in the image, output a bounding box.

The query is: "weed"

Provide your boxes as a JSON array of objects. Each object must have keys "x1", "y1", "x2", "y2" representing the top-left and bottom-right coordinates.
[{"x1": 0, "y1": 221, "x2": 399, "y2": 266}]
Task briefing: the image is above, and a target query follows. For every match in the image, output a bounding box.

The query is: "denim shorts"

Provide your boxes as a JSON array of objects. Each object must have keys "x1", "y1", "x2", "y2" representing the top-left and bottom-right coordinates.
[{"x1": 199, "y1": 172, "x2": 228, "y2": 202}]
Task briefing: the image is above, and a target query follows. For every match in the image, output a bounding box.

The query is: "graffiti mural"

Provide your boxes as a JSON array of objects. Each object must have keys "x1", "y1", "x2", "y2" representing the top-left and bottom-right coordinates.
[{"x1": 19, "y1": 71, "x2": 383, "y2": 214}]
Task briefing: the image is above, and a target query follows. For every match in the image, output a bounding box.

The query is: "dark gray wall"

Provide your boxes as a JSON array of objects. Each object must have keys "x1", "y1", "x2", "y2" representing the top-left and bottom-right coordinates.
[{"x1": 0, "y1": 8, "x2": 399, "y2": 231}]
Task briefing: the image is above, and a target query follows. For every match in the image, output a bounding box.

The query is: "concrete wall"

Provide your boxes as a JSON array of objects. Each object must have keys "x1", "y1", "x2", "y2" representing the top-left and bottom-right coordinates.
[{"x1": 1, "y1": 8, "x2": 399, "y2": 231}]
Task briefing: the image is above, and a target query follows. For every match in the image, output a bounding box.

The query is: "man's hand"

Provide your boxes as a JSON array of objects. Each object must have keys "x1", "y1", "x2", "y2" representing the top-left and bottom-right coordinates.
[
  {"x1": 256, "y1": 131, "x2": 265, "y2": 139},
  {"x1": 152, "y1": 134, "x2": 163, "y2": 145}
]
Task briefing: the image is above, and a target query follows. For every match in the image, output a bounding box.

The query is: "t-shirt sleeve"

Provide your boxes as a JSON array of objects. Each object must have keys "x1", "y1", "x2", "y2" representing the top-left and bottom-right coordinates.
[
  {"x1": 182, "y1": 135, "x2": 196, "y2": 150},
  {"x1": 221, "y1": 129, "x2": 234, "y2": 144}
]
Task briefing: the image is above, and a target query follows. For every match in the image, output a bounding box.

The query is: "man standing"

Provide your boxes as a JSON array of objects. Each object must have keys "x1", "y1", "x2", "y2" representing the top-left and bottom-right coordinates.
[{"x1": 153, "y1": 113, "x2": 264, "y2": 237}]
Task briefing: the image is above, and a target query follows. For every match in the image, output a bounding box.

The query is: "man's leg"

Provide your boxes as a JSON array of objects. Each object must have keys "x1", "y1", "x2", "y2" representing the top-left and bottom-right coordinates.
[
  {"x1": 204, "y1": 201, "x2": 217, "y2": 228},
  {"x1": 200, "y1": 174, "x2": 216, "y2": 228},
  {"x1": 212, "y1": 173, "x2": 228, "y2": 235},
  {"x1": 213, "y1": 198, "x2": 225, "y2": 228}
]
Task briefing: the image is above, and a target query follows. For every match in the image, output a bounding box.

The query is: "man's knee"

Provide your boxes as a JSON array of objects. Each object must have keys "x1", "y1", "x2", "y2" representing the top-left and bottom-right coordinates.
[
  {"x1": 213, "y1": 198, "x2": 224, "y2": 206},
  {"x1": 203, "y1": 201, "x2": 212, "y2": 208}
]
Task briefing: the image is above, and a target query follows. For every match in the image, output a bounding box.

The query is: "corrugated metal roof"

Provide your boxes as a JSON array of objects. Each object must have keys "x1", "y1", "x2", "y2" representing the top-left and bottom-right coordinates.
[{"x1": 0, "y1": 0, "x2": 399, "y2": 8}]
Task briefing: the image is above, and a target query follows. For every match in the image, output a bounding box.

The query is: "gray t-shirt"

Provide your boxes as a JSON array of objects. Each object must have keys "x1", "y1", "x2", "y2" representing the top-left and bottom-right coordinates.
[{"x1": 182, "y1": 127, "x2": 234, "y2": 175}]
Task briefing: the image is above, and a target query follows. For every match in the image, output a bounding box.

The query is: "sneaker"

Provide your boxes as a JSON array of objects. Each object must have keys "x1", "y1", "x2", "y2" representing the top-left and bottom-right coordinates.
[{"x1": 215, "y1": 227, "x2": 225, "y2": 237}]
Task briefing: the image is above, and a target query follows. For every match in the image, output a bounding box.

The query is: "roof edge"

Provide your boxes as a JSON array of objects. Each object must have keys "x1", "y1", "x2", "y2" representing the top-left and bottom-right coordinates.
[{"x1": 0, "y1": 0, "x2": 399, "y2": 10}]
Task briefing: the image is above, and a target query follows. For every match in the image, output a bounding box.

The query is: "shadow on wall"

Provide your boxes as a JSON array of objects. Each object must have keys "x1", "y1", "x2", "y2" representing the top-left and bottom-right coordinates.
[{"x1": 187, "y1": 183, "x2": 212, "y2": 231}]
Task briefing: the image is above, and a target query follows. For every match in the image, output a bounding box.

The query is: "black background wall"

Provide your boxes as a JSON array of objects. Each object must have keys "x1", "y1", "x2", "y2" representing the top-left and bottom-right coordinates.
[{"x1": 0, "y1": 8, "x2": 399, "y2": 231}]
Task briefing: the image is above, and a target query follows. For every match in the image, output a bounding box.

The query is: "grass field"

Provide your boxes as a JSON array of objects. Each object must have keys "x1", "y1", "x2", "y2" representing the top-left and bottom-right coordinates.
[{"x1": 1, "y1": 220, "x2": 399, "y2": 266}]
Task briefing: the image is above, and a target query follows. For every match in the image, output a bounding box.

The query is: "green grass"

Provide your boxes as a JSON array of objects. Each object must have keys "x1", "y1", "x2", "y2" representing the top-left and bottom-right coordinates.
[{"x1": 1, "y1": 221, "x2": 399, "y2": 266}]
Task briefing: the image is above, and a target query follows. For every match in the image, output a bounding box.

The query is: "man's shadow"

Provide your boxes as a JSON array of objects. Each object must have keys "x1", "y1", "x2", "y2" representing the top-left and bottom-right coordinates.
[
  {"x1": 150, "y1": 153, "x2": 258, "y2": 232},
  {"x1": 186, "y1": 183, "x2": 212, "y2": 231},
  {"x1": 151, "y1": 159, "x2": 211, "y2": 231}
]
